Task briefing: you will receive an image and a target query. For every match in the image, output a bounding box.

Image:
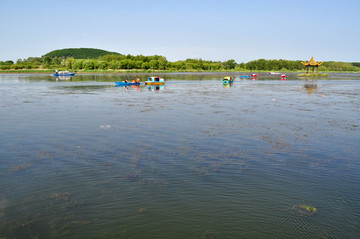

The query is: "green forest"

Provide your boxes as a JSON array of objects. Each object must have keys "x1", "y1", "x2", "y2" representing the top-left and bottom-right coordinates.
[{"x1": 1, "y1": 48, "x2": 359, "y2": 72}]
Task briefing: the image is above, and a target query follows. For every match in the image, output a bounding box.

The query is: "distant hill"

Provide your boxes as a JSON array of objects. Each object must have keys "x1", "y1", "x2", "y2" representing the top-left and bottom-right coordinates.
[{"x1": 43, "y1": 48, "x2": 121, "y2": 59}]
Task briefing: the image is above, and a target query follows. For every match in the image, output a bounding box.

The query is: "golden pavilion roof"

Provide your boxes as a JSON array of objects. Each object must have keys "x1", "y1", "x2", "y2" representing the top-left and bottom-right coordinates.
[{"x1": 301, "y1": 56, "x2": 323, "y2": 66}]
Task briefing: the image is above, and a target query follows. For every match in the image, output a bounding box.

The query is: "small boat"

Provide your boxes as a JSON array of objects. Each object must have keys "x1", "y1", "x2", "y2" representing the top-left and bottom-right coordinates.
[
  {"x1": 240, "y1": 75, "x2": 250, "y2": 78},
  {"x1": 223, "y1": 76, "x2": 233, "y2": 84},
  {"x1": 280, "y1": 74, "x2": 286, "y2": 80},
  {"x1": 115, "y1": 81, "x2": 140, "y2": 86},
  {"x1": 251, "y1": 73, "x2": 259, "y2": 77},
  {"x1": 269, "y1": 72, "x2": 280, "y2": 75},
  {"x1": 53, "y1": 71, "x2": 75, "y2": 77},
  {"x1": 144, "y1": 76, "x2": 165, "y2": 85}
]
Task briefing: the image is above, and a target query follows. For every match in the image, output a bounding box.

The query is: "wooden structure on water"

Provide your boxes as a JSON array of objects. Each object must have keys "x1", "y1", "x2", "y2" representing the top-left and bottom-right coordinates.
[{"x1": 301, "y1": 56, "x2": 323, "y2": 73}]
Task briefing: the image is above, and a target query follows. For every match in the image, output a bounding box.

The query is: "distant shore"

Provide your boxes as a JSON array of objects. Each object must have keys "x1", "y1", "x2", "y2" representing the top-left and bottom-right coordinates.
[{"x1": 0, "y1": 69, "x2": 359, "y2": 74}]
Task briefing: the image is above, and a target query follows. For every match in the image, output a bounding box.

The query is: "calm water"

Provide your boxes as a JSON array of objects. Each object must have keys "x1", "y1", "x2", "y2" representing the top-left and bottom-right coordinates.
[{"x1": 0, "y1": 73, "x2": 359, "y2": 238}]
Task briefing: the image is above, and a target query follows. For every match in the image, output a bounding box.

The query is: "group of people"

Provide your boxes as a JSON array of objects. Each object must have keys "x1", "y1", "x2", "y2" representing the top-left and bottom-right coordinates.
[{"x1": 124, "y1": 78, "x2": 140, "y2": 83}]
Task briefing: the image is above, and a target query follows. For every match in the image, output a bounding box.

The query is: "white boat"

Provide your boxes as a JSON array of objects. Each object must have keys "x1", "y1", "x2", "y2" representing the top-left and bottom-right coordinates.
[{"x1": 53, "y1": 70, "x2": 75, "y2": 77}]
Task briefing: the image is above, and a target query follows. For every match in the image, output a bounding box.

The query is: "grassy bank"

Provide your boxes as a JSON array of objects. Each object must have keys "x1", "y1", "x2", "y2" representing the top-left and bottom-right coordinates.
[
  {"x1": 0, "y1": 69, "x2": 258, "y2": 74},
  {"x1": 0, "y1": 69, "x2": 55, "y2": 74},
  {"x1": 298, "y1": 73, "x2": 329, "y2": 77}
]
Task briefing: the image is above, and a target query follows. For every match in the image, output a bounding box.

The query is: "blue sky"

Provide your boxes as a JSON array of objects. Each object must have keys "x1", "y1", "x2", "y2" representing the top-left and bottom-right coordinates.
[{"x1": 1, "y1": 0, "x2": 359, "y2": 62}]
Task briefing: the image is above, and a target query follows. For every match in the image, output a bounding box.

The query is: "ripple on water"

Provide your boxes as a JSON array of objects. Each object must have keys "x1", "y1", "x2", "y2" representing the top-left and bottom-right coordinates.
[{"x1": 0, "y1": 75, "x2": 360, "y2": 238}]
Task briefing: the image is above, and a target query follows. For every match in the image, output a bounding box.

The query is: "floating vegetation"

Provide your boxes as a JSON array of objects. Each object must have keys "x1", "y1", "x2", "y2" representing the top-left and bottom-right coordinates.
[
  {"x1": 50, "y1": 192, "x2": 82, "y2": 209},
  {"x1": 10, "y1": 164, "x2": 32, "y2": 173},
  {"x1": 352, "y1": 125, "x2": 359, "y2": 127},
  {"x1": 51, "y1": 192, "x2": 71, "y2": 201},
  {"x1": 301, "y1": 205, "x2": 317, "y2": 212},
  {"x1": 136, "y1": 208, "x2": 146, "y2": 214},
  {"x1": 5, "y1": 214, "x2": 39, "y2": 231},
  {"x1": 295, "y1": 204, "x2": 317, "y2": 216}
]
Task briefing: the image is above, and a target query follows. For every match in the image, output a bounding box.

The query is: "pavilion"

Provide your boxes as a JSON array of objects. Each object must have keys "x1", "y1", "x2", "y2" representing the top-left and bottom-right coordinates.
[{"x1": 301, "y1": 56, "x2": 323, "y2": 73}]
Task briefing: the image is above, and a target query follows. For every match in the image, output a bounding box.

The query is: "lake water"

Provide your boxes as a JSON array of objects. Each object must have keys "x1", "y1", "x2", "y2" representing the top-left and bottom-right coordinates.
[{"x1": 0, "y1": 73, "x2": 359, "y2": 238}]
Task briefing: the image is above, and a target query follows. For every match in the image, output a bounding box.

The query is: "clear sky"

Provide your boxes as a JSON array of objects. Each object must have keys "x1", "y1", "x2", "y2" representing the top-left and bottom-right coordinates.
[{"x1": 1, "y1": 0, "x2": 359, "y2": 63}]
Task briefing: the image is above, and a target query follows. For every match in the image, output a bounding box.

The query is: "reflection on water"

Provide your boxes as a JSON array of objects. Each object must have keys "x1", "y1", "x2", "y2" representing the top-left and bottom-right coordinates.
[
  {"x1": 223, "y1": 82, "x2": 233, "y2": 88},
  {"x1": 148, "y1": 85, "x2": 164, "y2": 91},
  {"x1": 115, "y1": 84, "x2": 141, "y2": 91},
  {"x1": 55, "y1": 75, "x2": 74, "y2": 81},
  {"x1": 0, "y1": 73, "x2": 359, "y2": 238},
  {"x1": 303, "y1": 83, "x2": 318, "y2": 97}
]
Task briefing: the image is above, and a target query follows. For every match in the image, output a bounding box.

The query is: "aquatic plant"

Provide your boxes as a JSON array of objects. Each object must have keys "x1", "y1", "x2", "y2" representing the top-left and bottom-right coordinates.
[
  {"x1": 136, "y1": 208, "x2": 146, "y2": 214},
  {"x1": 293, "y1": 204, "x2": 317, "y2": 216},
  {"x1": 301, "y1": 205, "x2": 317, "y2": 212},
  {"x1": 51, "y1": 192, "x2": 71, "y2": 201},
  {"x1": 10, "y1": 164, "x2": 32, "y2": 173}
]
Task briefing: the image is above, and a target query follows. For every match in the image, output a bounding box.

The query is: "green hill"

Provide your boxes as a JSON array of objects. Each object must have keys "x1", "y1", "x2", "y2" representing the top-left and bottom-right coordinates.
[{"x1": 43, "y1": 48, "x2": 121, "y2": 59}]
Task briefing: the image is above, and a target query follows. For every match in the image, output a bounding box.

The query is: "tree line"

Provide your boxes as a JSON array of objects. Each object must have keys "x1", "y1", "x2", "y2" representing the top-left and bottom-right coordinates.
[
  {"x1": 43, "y1": 48, "x2": 120, "y2": 59},
  {"x1": 1, "y1": 55, "x2": 359, "y2": 72}
]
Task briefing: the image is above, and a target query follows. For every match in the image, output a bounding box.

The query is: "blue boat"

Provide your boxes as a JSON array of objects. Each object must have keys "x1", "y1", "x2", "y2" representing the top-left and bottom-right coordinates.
[
  {"x1": 53, "y1": 71, "x2": 75, "y2": 77},
  {"x1": 115, "y1": 81, "x2": 140, "y2": 86},
  {"x1": 240, "y1": 75, "x2": 250, "y2": 78}
]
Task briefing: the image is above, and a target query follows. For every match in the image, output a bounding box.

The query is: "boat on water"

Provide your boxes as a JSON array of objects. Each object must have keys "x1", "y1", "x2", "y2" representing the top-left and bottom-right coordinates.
[
  {"x1": 269, "y1": 72, "x2": 280, "y2": 75},
  {"x1": 223, "y1": 76, "x2": 233, "y2": 84},
  {"x1": 240, "y1": 75, "x2": 250, "y2": 78},
  {"x1": 281, "y1": 74, "x2": 286, "y2": 80},
  {"x1": 115, "y1": 78, "x2": 141, "y2": 86},
  {"x1": 144, "y1": 76, "x2": 165, "y2": 85},
  {"x1": 115, "y1": 81, "x2": 140, "y2": 86},
  {"x1": 251, "y1": 73, "x2": 259, "y2": 77},
  {"x1": 53, "y1": 70, "x2": 75, "y2": 77}
]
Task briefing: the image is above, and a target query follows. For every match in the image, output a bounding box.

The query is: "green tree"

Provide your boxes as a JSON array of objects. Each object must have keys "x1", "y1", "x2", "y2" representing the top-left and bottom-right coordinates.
[
  {"x1": 52, "y1": 57, "x2": 61, "y2": 66},
  {"x1": 158, "y1": 56, "x2": 168, "y2": 70},
  {"x1": 43, "y1": 56, "x2": 52, "y2": 67},
  {"x1": 98, "y1": 61, "x2": 109, "y2": 70},
  {"x1": 73, "y1": 59, "x2": 84, "y2": 70},
  {"x1": 149, "y1": 60, "x2": 159, "y2": 70},
  {"x1": 141, "y1": 62, "x2": 150, "y2": 70},
  {"x1": 83, "y1": 59, "x2": 95, "y2": 70},
  {"x1": 223, "y1": 59, "x2": 236, "y2": 69},
  {"x1": 65, "y1": 58, "x2": 74, "y2": 69}
]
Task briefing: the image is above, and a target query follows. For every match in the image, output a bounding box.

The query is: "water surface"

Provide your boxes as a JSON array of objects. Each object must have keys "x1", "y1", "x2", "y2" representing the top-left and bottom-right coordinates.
[{"x1": 0, "y1": 73, "x2": 359, "y2": 238}]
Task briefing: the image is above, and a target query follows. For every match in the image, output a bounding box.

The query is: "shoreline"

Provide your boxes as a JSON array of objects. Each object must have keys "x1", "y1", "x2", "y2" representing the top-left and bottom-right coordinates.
[{"x1": 0, "y1": 69, "x2": 359, "y2": 74}]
